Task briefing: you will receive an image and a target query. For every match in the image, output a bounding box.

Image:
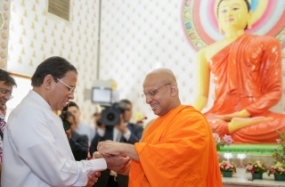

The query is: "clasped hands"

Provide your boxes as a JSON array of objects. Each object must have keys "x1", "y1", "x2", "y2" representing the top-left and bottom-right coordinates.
[{"x1": 94, "y1": 141, "x2": 130, "y2": 173}]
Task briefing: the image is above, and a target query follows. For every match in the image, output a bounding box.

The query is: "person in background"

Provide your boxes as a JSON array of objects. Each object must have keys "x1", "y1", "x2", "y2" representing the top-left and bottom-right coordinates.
[
  {"x1": 90, "y1": 99, "x2": 143, "y2": 187},
  {"x1": 1, "y1": 56, "x2": 128, "y2": 186},
  {"x1": 0, "y1": 69, "x2": 16, "y2": 185},
  {"x1": 96, "y1": 68, "x2": 222, "y2": 187},
  {"x1": 60, "y1": 109, "x2": 89, "y2": 161},
  {"x1": 68, "y1": 101, "x2": 96, "y2": 144},
  {"x1": 92, "y1": 111, "x2": 101, "y2": 130}
]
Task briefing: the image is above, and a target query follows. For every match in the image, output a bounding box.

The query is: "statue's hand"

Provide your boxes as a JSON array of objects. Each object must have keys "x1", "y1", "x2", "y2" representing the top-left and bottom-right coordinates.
[
  {"x1": 215, "y1": 110, "x2": 251, "y2": 122},
  {"x1": 215, "y1": 113, "x2": 248, "y2": 122}
]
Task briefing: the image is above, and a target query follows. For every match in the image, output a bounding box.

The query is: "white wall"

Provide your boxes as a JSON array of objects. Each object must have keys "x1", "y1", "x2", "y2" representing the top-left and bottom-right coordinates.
[{"x1": 6, "y1": 0, "x2": 100, "y2": 123}]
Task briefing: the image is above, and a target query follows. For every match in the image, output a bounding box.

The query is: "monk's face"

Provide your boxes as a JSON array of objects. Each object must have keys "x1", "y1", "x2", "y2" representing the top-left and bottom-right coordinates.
[
  {"x1": 217, "y1": 0, "x2": 250, "y2": 32},
  {"x1": 143, "y1": 75, "x2": 172, "y2": 116}
]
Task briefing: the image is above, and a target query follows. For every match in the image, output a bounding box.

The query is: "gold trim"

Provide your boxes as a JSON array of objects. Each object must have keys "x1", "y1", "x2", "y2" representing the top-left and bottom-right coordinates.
[{"x1": 8, "y1": 71, "x2": 31, "y2": 79}]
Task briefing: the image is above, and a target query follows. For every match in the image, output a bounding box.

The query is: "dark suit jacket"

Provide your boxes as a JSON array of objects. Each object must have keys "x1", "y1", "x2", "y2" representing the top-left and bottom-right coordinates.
[
  {"x1": 69, "y1": 131, "x2": 89, "y2": 161},
  {"x1": 90, "y1": 123, "x2": 143, "y2": 187}
]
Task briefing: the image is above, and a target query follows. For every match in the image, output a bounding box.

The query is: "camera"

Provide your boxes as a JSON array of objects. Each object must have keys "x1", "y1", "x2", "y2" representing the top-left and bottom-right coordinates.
[{"x1": 101, "y1": 103, "x2": 125, "y2": 126}]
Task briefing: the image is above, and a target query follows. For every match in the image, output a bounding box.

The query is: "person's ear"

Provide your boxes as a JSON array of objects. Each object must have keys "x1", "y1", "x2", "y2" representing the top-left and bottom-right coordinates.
[
  {"x1": 43, "y1": 74, "x2": 54, "y2": 90},
  {"x1": 170, "y1": 84, "x2": 177, "y2": 96}
]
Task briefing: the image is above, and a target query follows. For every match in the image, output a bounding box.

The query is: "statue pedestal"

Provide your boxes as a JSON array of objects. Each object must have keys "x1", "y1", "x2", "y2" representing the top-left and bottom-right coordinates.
[
  {"x1": 223, "y1": 168, "x2": 284, "y2": 187},
  {"x1": 219, "y1": 144, "x2": 277, "y2": 166}
]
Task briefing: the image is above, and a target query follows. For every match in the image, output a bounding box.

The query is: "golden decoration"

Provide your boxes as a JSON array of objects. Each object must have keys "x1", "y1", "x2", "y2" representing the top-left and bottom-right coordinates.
[
  {"x1": 19, "y1": 37, "x2": 23, "y2": 44},
  {"x1": 32, "y1": 4, "x2": 36, "y2": 11},
  {"x1": 0, "y1": 61, "x2": 5, "y2": 68},
  {"x1": 33, "y1": 33, "x2": 37, "y2": 39},
  {"x1": 0, "y1": 51, "x2": 6, "y2": 58},
  {"x1": 41, "y1": 26, "x2": 45, "y2": 33},
  {"x1": 22, "y1": 28, "x2": 26, "y2": 36},
  {"x1": 30, "y1": 41, "x2": 34, "y2": 48},
  {"x1": 29, "y1": 59, "x2": 33, "y2": 66},
  {"x1": 32, "y1": 51, "x2": 36, "y2": 58},
  {"x1": 24, "y1": 9, "x2": 27, "y2": 17},
  {"x1": 3, "y1": 22, "x2": 8, "y2": 30},
  {"x1": 18, "y1": 56, "x2": 22, "y2": 63},
  {"x1": 12, "y1": 4, "x2": 16, "y2": 12},
  {"x1": 20, "y1": 18, "x2": 24, "y2": 25},
  {"x1": 21, "y1": 0, "x2": 25, "y2": 7},
  {"x1": 40, "y1": 44, "x2": 44, "y2": 51},
  {"x1": 21, "y1": 48, "x2": 25, "y2": 55},
  {"x1": 31, "y1": 22, "x2": 35, "y2": 29}
]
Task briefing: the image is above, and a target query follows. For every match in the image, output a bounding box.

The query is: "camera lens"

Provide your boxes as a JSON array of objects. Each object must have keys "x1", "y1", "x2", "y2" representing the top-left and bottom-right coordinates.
[{"x1": 107, "y1": 112, "x2": 115, "y2": 121}]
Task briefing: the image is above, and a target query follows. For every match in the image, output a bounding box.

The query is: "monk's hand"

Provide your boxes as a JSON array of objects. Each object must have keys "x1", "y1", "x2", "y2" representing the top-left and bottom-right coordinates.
[
  {"x1": 92, "y1": 151, "x2": 103, "y2": 159},
  {"x1": 97, "y1": 140, "x2": 121, "y2": 156},
  {"x1": 104, "y1": 154, "x2": 130, "y2": 172},
  {"x1": 86, "y1": 171, "x2": 101, "y2": 187}
]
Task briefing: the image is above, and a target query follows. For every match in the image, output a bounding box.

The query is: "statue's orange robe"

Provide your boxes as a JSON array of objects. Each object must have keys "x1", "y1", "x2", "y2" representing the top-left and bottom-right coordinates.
[
  {"x1": 128, "y1": 105, "x2": 222, "y2": 187},
  {"x1": 204, "y1": 34, "x2": 284, "y2": 143}
]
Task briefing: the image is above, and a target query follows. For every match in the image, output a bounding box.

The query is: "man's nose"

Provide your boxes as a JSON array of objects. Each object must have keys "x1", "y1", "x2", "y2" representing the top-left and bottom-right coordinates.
[{"x1": 145, "y1": 95, "x2": 152, "y2": 104}]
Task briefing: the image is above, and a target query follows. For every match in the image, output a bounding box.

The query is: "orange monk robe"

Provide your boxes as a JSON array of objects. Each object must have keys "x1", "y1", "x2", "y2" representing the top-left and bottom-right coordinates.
[
  {"x1": 204, "y1": 34, "x2": 285, "y2": 143},
  {"x1": 128, "y1": 105, "x2": 222, "y2": 187}
]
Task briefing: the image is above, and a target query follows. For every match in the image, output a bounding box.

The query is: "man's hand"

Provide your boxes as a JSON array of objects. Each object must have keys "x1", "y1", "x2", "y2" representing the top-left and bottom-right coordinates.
[
  {"x1": 86, "y1": 171, "x2": 101, "y2": 187},
  {"x1": 104, "y1": 155, "x2": 130, "y2": 172},
  {"x1": 97, "y1": 141, "x2": 121, "y2": 156},
  {"x1": 92, "y1": 151, "x2": 103, "y2": 159}
]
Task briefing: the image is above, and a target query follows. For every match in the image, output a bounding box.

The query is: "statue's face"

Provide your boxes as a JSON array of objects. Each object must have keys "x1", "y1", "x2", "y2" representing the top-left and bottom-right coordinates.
[{"x1": 217, "y1": 0, "x2": 250, "y2": 32}]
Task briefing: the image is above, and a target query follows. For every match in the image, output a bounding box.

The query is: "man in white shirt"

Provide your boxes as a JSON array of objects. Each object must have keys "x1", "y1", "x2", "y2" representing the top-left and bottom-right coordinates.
[{"x1": 1, "y1": 56, "x2": 129, "y2": 187}]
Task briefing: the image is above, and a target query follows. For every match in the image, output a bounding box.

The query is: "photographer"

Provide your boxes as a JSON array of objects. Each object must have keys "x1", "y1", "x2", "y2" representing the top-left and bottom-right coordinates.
[
  {"x1": 89, "y1": 99, "x2": 143, "y2": 187},
  {"x1": 60, "y1": 109, "x2": 89, "y2": 161}
]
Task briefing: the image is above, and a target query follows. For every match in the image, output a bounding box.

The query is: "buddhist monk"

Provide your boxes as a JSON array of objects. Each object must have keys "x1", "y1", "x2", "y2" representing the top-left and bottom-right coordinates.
[
  {"x1": 97, "y1": 68, "x2": 222, "y2": 187},
  {"x1": 193, "y1": 0, "x2": 284, "y2": 143}
]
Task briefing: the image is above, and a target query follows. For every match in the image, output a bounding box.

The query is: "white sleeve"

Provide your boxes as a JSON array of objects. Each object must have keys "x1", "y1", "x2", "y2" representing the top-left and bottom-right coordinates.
[
  {"x1": 18, "y1": 142, "x2": 106, "y2": 186},
  {"x1": 9, "y1": 107, "x2": 107, "y2": 187}
]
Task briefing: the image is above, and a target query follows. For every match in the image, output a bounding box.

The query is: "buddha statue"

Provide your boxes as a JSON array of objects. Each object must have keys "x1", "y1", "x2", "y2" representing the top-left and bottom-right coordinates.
[{"x1": 193, "y1": 0, "x2": 284, "y2": 143}]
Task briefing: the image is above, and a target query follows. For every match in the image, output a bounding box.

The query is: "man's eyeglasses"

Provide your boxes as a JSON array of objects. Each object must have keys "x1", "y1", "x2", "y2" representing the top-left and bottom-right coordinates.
[
  {"x1": 0, "y1": 88, "x2": 13, "y2": 99},
  {"x1": 56, "y1": 78, "x2": 75, "y2": 93},
  {"x1": 141, "y1": 83, "x2": 171, "y2": 98}
]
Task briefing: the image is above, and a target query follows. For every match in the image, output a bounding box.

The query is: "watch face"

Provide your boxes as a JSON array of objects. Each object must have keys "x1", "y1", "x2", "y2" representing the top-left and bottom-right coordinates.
[{"x1": 181, "y1": 0, "x2": 285, "y2": 51}]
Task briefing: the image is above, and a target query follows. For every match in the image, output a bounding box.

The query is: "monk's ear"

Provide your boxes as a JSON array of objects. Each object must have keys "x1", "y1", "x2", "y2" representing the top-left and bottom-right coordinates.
[
  {"x1": 43, "y1": 74, "x2": 54, "y2": 90},
  {"x1": 169, "y1": 84, "x2": 177, "y2": 96}
]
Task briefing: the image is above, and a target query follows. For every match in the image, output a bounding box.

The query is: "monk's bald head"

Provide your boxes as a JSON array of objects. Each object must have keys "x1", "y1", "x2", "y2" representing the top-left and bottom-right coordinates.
[{"x1": 144, "y1": 68, "x2": 177, "y2": 86}]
